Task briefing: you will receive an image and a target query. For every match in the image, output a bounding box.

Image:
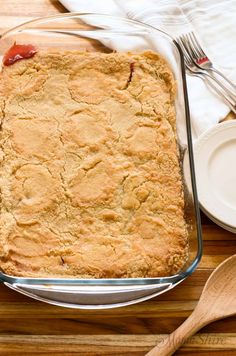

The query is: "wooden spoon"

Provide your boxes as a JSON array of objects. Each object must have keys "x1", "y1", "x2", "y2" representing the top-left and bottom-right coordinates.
[{"x1": 146, "y1": 254, "x2": 236, "y2": 356}]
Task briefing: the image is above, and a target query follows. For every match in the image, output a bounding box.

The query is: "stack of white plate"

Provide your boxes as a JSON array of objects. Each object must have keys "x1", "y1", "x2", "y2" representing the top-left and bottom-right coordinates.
[{"x1": 186, "y1": 120, "x2": 236, "y2": 233}]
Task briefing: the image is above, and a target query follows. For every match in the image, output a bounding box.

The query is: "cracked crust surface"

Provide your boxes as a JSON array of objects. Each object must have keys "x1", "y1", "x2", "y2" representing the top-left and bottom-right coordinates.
[{"x1": 0, "y1": 50, "x2": 188, "y2": 278}]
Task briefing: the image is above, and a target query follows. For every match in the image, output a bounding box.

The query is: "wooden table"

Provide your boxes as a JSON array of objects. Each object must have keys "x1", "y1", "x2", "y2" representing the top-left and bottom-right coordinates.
[{"x1": 0, "y1": 1, "x2": 236, "y2": 355}]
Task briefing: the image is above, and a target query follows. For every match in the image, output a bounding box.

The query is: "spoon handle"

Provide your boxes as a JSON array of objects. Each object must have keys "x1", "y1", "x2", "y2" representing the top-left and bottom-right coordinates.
[{"x1": 146, "y1": 306, "x2": 209, "y2": 356}]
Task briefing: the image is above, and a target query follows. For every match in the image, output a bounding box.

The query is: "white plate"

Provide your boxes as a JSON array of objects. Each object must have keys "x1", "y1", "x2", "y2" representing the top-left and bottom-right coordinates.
[
  {"x1": 200, "y1": 205, "x2": 236, "y2": 234},
  {"x1": 193, "y1": 121, "x2": 236, "y2": 230}
]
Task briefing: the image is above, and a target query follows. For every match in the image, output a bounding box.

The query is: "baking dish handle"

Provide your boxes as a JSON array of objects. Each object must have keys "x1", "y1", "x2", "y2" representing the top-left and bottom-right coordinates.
[{"x1": 4, "y1": 281, "x2": 178, "y2": 309}]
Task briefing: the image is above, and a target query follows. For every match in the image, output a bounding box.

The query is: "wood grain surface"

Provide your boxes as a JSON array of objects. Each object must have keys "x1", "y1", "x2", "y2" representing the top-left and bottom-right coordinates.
[{"x1": 0, "y1": 1, "x2": 236, "y2": 355}]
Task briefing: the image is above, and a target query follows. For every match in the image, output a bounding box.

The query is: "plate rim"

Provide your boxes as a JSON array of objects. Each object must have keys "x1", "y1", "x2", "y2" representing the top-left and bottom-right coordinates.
[{"x1": 193, "y1": 121, "x2": 236, "y2": 229}]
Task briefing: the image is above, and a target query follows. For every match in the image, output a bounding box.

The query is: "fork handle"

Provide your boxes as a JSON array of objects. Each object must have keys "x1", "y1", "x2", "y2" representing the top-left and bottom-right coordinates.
[
  {"x1": 209, "y1": 67, "x2": 236, "y2": 92},
  {"x1": 193, "y1": 72, "x2": 236, "y2": 114},
  {"x1": 203, "y1": 70, "x2": 236, "y2": 102},
  {"x1": 205, "y1": 76, "x2": 236, "y2": 114}
]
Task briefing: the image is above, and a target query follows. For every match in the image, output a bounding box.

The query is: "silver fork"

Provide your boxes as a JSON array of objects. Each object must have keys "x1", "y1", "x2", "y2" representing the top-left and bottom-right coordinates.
[
  {"x1": 184, "y1": 32, "x2": 236, "y2": 91},
  {"x1": 179, "y1": 31, "x2": 236, "y2": 93},
  {"x1": 174, "y1": 38, "x2": 236, "y2": 114}
]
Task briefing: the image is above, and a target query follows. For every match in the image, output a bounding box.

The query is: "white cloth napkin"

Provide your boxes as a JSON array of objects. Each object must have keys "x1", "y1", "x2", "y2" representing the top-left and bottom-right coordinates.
[{"x1": 59, "y1": 0, "x2": 236, "y2": 139}]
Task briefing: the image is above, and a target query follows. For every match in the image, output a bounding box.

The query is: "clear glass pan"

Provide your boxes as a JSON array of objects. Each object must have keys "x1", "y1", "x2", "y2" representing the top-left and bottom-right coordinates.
[{"x1": 0, "y1": 13, "x2": 202, "y2": 309}]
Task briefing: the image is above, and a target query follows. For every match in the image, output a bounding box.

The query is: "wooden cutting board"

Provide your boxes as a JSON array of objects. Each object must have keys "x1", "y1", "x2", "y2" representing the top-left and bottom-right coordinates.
[{"x1": 0, "y1": 1, "x2": 236, "y2": 355}]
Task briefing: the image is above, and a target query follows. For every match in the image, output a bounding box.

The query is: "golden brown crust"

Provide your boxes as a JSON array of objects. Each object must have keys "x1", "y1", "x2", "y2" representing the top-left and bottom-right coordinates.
[{"x1": 0, "y1": 50, "x2": 188, "y2": 278}]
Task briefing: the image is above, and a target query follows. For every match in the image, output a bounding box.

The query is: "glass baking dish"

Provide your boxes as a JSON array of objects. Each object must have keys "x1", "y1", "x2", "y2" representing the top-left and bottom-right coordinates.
[{"x1": 0, "y1": 13, "x2": 202, "y2": 309}]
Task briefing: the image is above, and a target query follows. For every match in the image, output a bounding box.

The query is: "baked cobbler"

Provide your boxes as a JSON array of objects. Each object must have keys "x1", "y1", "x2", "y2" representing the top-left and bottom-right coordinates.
[{"x1": 0, "y1": 49, "x2": 188, "y2": 277}]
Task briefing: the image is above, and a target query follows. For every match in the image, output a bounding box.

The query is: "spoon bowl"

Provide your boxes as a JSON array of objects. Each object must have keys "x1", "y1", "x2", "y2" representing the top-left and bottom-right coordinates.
[{"x1": 199, "y1": 254, "x2": 236, "y2": 318}]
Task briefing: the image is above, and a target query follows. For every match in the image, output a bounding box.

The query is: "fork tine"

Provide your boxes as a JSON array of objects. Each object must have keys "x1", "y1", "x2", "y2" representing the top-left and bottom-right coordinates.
[
  {"x1": 183, "y1": 33, "x2": 199, "y2": 60},
  {"x1": 190, "y1": 32, "x2": 206, "y2": 59},
  {"x1": 189, "y1": 32, "x2": 202, "y2": 58},
  {"x1": 181, "y1": 34, "x2": 198, "y2": 64},
  {"x1": 175, "y1": 36, "x2": 192, "y2": 67}
]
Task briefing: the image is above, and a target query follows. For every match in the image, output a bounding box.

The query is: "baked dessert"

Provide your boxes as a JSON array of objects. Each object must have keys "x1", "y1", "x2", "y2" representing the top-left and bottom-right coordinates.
[{"x1": 0, "y1": 48, "x2": 188, "y2": 278}]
